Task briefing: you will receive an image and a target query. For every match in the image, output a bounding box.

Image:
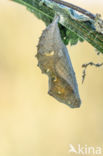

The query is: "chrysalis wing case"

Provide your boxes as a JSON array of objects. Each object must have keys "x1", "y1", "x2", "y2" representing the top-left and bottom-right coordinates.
[{"x1": 36, "y1": 15, "x2": 81, "y2": 108}]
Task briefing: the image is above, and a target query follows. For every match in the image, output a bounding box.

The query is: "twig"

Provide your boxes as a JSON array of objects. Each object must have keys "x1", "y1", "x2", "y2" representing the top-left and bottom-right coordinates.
[
  {"x1": 82, "y1": 62, "x2": 103, "y2": 83},
  {"x1": 52, "y1": 0, "x2": 95, "y2": 20},
  {"x1": 52, "y1": 0, "x2": 103, "y2": 34}
]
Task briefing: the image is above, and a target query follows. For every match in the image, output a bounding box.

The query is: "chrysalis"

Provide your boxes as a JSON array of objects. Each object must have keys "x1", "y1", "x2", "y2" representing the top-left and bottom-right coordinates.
[{"x1": 36, "y1": 15, "x2": 81, "y2": 108}]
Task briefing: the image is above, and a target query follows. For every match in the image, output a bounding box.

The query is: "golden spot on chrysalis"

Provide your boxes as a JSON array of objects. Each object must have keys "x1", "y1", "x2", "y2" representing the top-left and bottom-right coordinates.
[
  {"x1": 58, "y1": 91, "x2": 62, "y2": 94},
  {"x1": 52, "y1": 76, "x2": 57, "y2": 82},
  {"x1": 46, "y1": 69, "x2": 50, "y2": 73},
  {"x1": 44, "y1": 51, "x2": 54, "y2": 56}
]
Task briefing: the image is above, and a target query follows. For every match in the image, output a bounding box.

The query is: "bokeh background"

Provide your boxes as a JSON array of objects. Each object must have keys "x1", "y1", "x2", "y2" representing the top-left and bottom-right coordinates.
[{"x1": 0, "y1": 0, "x2": 103, "y2": 156}]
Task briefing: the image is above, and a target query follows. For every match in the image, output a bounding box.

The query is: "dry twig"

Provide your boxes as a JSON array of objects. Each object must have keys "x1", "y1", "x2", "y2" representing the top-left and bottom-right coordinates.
[{"x1": 82, "y1": 62, "x2": 103, "y2": 83}]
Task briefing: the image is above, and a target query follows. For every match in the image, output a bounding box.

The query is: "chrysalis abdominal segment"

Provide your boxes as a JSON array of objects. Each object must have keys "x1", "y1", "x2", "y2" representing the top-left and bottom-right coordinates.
[{"x1": 36, "y1": 15, "x2": 81, "y2": 108}]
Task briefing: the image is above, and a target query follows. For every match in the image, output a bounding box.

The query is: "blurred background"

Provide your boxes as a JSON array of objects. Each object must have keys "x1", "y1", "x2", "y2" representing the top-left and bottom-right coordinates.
[{"x1": 0, "y1": 0, "x2": 103, "y2": 156}]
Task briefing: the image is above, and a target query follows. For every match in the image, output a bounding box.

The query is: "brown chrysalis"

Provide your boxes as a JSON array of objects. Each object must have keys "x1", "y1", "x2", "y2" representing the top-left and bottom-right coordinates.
[{"x1": 36, "y1": 16, "x2": 81, "y2": 108}]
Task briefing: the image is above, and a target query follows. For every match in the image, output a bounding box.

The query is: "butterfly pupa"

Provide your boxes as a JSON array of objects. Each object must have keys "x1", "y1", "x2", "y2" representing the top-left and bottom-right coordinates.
[{"x1": 36, "y1": 15, "x2": 81, "y2": 108}]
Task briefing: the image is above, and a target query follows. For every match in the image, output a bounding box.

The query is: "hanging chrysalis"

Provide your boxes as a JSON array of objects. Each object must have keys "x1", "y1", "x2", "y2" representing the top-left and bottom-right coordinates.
[{"x1": 36, "y1": 15, "x2": 81, "y2": 108}]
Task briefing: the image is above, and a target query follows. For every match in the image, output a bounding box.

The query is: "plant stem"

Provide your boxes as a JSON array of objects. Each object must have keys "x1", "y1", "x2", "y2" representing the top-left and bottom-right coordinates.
[{"x1": 11, "y1": 0, "x2": 103, "y2": 53}]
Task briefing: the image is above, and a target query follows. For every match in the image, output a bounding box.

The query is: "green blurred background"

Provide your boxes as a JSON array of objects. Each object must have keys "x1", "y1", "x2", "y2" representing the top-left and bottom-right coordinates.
[{"x1": 0, "y1": 0, "x2": 103, "y2": 156}]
